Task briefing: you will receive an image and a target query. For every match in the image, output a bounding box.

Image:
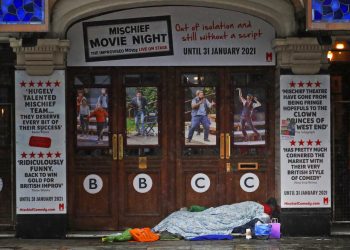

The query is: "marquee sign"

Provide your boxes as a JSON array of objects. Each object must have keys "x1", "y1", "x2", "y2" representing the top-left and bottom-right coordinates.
[
  {"x1": 83, "y1": 16, "x2": 173, "y2": 61},
  {"x1": 67, "y1": 6, "x2": 275, "y2": 66}
]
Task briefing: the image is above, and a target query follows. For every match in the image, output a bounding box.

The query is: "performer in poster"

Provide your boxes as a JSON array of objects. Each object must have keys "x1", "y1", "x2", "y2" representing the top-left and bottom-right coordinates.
[
  {"x1": 79, "y1": 97, "x2": 90, "y2": 138},
  {"x1": 88, "y1": 103, "x2": 108, "y2": 144},
  {"x1": 130, "y1": 90, "x2": 148, "y2": 136},
  {"x1": 76, "y1": 89, "x2": 85, "y2": 113},
  {"x1": 187, "y1": 90, "x2": 215, "y2": 142},
  {"x1": 97, "y1": 88, "x2": 108, "y2": 128},
  {"x1": 236, "y1": 88, "x2": 261, "y2": 141},
  {"x1": 97, "y1": 88, "x2": 108, "y2": 111}
]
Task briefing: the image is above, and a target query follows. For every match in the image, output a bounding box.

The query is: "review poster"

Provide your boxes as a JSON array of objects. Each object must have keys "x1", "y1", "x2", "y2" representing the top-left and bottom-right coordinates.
[
  {"x1": 280, "y1": 75, "x2": 331, "y2": 208},
  {"x1": 15, "y1": 70, "x2": 66, "y2": 214}
]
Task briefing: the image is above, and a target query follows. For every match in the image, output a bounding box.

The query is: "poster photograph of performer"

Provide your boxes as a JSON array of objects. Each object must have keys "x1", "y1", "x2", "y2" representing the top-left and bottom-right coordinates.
[
  {"x1": 233, "y1": 87, "x2": 266, "y2": 146},
  {"x1": 125, "y1": 87, "x2": 158, "y2": 145},
  {"x1": 76, "y1": 88, "x2": 109, "y2": 147},
  {"x1": 184, "y1": 87, "x2": 216, "y2": 146}
]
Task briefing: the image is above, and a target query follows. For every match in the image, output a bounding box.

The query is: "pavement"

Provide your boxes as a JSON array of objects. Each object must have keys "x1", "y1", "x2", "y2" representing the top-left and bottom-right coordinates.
[{"x1": 1, "y1": 237, "x2": 350, "y2": 250}]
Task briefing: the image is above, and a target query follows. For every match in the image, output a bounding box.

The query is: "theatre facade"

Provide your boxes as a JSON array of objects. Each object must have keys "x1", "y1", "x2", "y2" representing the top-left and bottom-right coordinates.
[{"x1": 0, "y1": 0, "x2": 349, "y2": 237}]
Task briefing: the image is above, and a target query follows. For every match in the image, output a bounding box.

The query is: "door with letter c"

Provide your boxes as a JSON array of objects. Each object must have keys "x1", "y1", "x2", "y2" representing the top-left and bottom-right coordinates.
[
  {"x1": 174, "y1": 67, "x2": 276, "y2": 208},
  {"x1": 225, "y1": 69, "x2": 275, "y2": 204},
  {"x1": 174, "y1": 68, "x2": 226, "y2": 207}
]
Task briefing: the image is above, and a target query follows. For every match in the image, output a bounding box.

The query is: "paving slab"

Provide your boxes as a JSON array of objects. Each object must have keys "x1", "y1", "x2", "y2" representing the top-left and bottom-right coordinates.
[{"x1": 1, "y1": 237, "x2": 350, "y2": 250}]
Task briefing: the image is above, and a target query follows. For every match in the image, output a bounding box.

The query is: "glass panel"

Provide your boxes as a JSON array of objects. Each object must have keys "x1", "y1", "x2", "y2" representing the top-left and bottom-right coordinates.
[
  {"x1": 124, "y1": 74, "x2": 141, "y2": 85},
  {"x1": 182, "y1": 73, "x2": 219, "y2": 86},
  {"x1": 202, "y1": 72, "x2": 220, "y2": 85},
  {"x1": 334, "y1": 101, "x2": 350, "y2": 220},
  {"x1": 74, "y1": 75, "x2": 90, "y2": 86},
  {"x1": 126, "y1": 87, "x2": 158, "y2": 146},
  {"x1": 232, "y1": 74, "x2": 266, "y2": 146},
  {"x1": 94, "y1": 75, "x2": 111, "y2": 85},
  {"x1": 76, "y1": 88, "x2": 109, "y2": 147},
  {"x1": 184, "y1": 87, "x2": 217, "y2": 146},
  {"x1": 143, "y1": 73, "x2": 161, "y2": 85},
  {"x1": 312, "y1": 0, "x2": 350, "y2": 22},
  {"x1": 0, "y1": 88, "x2": 9, "y2": 103},
  {"x1": 0, "y1": 0, "x2": 45, "y2": 24},
  {"x1": 125, "y1": 147, "x2": 161, "y2": 157},
  {"x1": 0, "y1": 104, "x2": 10, "y2": 147},
  {"x1": 183, "y1": 147, "x2": 219, "y2": 156},
  {"x1": 75, "y1": 148, "x2": 111, "y2": 157},
  {"x1": 183, "y1": 74, "x2": 200, "y2": 85},
  {"x1": 0, "y1": 66, "x2": 14, "y2": 86}
]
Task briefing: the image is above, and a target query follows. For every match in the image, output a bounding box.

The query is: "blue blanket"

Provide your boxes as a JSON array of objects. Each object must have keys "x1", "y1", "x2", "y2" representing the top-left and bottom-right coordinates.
[{"x1": 153, "y1": 201, "x2": 264, "y2": 239}]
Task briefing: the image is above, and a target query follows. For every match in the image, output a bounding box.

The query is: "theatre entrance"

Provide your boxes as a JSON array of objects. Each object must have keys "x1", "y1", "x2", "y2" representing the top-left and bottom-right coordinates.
[
  {"x1": 331, "y1": 68, "x2": 350, "y2": 224},
  {"x1": 0, "y1": 102, "x2": 14, "y2": 229},
  {"x1": 0, "y1": 61, "x2": 15, "y2": 230},
  {"x1": 67, "y1": 67, "x2": 275, "y2": 230}
]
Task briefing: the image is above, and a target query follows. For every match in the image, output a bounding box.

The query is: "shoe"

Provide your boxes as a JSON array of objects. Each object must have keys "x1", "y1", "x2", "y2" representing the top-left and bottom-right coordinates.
[
  {"x1": 135, "y1": 132, "x2": 141, "y2": 136},
  {"x1": 186, "y1": 139, "x2": 191, "y2": 143},
  {"x1": 204, "y1": 139, "x2": 210, "y2": 142}
]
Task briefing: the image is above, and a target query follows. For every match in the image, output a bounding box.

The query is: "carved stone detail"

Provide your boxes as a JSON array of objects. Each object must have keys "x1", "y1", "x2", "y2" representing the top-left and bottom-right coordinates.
[
  {"x1": 9, "y1": 38, "x2": 70, "y2": 76},
  {"x1": 273, "y1": 37, "x2": 330, "y2": 75}
]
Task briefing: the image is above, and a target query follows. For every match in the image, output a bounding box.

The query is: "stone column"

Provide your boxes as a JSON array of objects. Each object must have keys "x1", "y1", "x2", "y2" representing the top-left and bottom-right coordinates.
[
  {"x1": 272, "y1": 37, "x2": 331, "y2": 236},
  {"x1": 10, "y1": 38, "x2": 69, "y2": 76},
  {"x1": 272, "y1": 37, "x2": 330, "y2": 204},
  {"x1": 10, "y1": 38, "x2": 69, "y2": 238},
  {"x1": 273, "y1": 37, "x2": 330, "y2": 75}
]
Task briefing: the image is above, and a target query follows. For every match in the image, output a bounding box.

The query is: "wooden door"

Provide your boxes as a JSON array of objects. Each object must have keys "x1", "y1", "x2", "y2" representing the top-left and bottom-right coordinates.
[
  {"x1": 116, "y1": 69, "x2": 168, "y2": 228},
  {"x1": 0, "y1": 102, "x2": 14, "y2": 228},
  {"x1": 174, "y1": 68, "x2": 227, "y2": 208},
  {"x1": 225, "y1": 68, "x2": 275, "y2": 204},
  {"x1": 331, "y1": 74, "x2": 350, "y2": 221},
  {"x1": 67, "y1": 69, "x2": 117, "y2": 230},
  {"x1": 174, "y1": 67, "x2": 275, "y2": 209},
  {"x1": 67, "y1": 68, "x2": 169, "y2": 230}
]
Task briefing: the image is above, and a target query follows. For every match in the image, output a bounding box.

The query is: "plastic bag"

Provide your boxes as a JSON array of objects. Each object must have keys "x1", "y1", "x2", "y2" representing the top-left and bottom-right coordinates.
[
  {"x1": 255, "y1": 223, "x2": 272, "y2": 239},
  {"x1": 269, "y1": 218, "x2": 281, "y2": 239},
  {"x1": 101, "y1": 233, "x2": 121, "y2": 243},
  {"x1": 102, "y1": 228, "x2": 132, "y2": 242}
]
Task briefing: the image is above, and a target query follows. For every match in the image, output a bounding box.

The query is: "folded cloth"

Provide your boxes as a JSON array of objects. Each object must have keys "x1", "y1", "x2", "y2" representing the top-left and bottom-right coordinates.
[
  {"x1": 130, "y1": 227, "x2": 159, "y2": 242},
  {"x1": 190, "y1": 234, "x2": 234, "y2": 241}
]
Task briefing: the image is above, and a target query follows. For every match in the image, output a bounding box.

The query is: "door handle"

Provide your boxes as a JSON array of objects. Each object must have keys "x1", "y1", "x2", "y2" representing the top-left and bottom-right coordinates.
[
  {"x1": 112, "y1": 134, "x2": 117, "y2": 160},
  {"x1": 225, "y1": 133, "x2": 231, "y2": 159},
  {"x1": 118, "y1": 134, "x2": 124, "y2": 160},
  {"x1": 220, "y1": 133, "x2": 225, "y2": 159}
]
